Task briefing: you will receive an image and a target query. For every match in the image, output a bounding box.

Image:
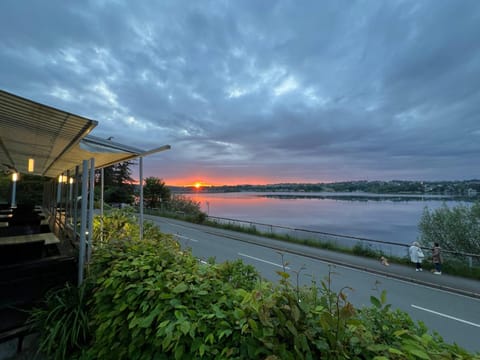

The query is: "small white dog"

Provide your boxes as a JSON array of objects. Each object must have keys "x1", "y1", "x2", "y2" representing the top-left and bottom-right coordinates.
[{"x1": 380, "y1": 256, "x2": 390, "y2": 266}]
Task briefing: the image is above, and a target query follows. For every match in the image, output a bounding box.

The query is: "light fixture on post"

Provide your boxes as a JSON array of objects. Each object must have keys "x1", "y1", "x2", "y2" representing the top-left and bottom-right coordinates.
[
  {"x1": 28, "y1": 158, "x2": 35, "y2": 172},
  {"x1": 11, "y1": 172, "x2": 18, "y2": 208}
]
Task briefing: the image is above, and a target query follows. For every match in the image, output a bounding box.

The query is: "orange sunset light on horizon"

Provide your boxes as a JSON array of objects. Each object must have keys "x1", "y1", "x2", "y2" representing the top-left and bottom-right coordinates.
[{"x1": 165, "y1": 176, "x2": 275, "y2": 187}]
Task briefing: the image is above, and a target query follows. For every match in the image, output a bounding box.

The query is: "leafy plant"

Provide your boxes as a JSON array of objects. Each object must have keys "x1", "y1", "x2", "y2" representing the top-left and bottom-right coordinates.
[
  {"x1": 29, "y1": 209, "x2": 479, "y2": 359},
  {"x1": 419, "y1": 202, "x2": 480, "y2": 255},
  {"x1": 28, "y1": 282, "x2": 91, "y2": 360}
]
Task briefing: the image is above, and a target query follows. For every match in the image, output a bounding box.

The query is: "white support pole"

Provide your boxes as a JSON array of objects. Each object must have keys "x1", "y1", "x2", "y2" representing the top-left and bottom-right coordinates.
[
  {"x1": 56, "y1": 175, "x2": 62, "y2": 204},
  {"x1": 11, "y1": 175, "x2": 17, "y2": 208},
  {"x1": 73, "y1": 166, "x2": 79, "y2": 237},
  {"x1": 139, "y1": 156, "x2": 144, "y2": 241},
  {"x1": 78, "y1": 160, "x2": 89, "y2": 286},
  {"x1": 135, "y1": 144, "x2": 171, "y2": 240},
  {"x1": 68, "y1": 170, "x2": 73, "y2": 223},
  {"x1": 56, "y1": 174, "x2": 63, "y2": 224},
  {"x1": 100, "y1": 167, "x2": 104, "y2": 243},
  {"x1": 87, "y1": 158, "x2": 95, "y2": 263}
]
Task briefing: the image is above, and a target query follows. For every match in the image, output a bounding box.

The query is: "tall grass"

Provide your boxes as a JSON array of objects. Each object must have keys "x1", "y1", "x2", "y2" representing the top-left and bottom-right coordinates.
[{"x1": 28, "y1": 282, "x2": 90, "y2": 360}]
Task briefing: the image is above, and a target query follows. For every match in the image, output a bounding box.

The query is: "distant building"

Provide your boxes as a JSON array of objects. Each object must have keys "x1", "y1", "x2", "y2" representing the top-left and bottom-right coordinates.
[{"x1": 467, "y1": 188, "x2": 478, "y2": 196}]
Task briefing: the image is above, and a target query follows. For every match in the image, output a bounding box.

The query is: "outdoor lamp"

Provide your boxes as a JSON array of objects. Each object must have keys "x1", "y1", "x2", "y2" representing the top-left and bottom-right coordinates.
[
  {"x1": 11, "y1": 172, "x2": 18, "y2": 208},
  {"x1": 28, "y1": 158, "x2": 34, "y2": 172}
]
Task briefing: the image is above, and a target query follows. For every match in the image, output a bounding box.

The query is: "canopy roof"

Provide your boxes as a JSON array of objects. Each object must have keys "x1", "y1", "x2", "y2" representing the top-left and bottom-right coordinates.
[{"x1": 0, "y1": 89, "x2": 148, "y2": 178}]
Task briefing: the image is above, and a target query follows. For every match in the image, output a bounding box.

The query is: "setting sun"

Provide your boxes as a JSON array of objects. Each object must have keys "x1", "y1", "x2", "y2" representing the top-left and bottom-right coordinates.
[{"x1": 194, "y1": 182, "x2": 202, "y2": 189}]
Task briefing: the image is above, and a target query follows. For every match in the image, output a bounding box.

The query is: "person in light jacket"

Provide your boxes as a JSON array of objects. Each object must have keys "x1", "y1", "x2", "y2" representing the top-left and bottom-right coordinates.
[
  {"x1": 409, "y1": 242, "x2": 424, "y2": 272},
  {"x1": 432, "y1": 242, "x2": 443, "y2": 275}
]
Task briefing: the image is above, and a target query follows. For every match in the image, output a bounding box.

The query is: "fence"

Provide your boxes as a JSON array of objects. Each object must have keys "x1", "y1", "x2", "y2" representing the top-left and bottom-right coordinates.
[{"x1": 206, "y1": 215, "x2": 480, "y2": 271}]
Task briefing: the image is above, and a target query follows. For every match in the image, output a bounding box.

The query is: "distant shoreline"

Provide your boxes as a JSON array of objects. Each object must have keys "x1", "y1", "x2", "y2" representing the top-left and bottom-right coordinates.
[
  {"x1": 177, "y1": 190, "x2": 476, "y2": 202},
  {"x1": 254, "y1": 192, "x2": 472, "y2": 202},
  {"x1": 168, "y1": 179, "x2": 480, "y2": 199}
]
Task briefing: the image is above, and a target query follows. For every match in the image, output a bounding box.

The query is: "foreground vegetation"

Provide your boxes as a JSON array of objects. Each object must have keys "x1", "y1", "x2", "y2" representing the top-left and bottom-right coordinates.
[{"x1": 29, "y1": 210, "x2": 478, "y2": 359}]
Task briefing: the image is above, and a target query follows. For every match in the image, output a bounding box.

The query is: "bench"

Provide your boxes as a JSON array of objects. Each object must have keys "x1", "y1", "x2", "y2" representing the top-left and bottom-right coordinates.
[
  {"x1": 0, "y1": 240, "x2": 45, "y2": 265},
  {"x1": 0, "y1": 256, "x2": 77, "y2": 354}
]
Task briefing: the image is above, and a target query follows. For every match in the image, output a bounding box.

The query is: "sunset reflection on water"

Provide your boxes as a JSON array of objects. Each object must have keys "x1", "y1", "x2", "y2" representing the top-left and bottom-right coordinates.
[{"x1": 182, "y1": 192, "x2": 464, "y2": 247}]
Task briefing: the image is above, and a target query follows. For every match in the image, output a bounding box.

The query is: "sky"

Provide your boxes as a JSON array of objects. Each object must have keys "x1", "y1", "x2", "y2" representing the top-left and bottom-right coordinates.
[{"x1": 1, "y1": 1, "x2": 479, "y2": 186}]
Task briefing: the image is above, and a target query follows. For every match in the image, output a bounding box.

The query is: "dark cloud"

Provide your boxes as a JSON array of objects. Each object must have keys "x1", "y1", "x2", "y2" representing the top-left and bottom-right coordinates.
[{"x1": 1, "y1": 0, "x2": 479, "y2": 184}]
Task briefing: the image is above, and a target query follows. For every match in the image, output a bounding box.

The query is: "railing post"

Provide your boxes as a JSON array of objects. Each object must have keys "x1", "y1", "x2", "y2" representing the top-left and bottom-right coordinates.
[{"x1": 78, "y1": 160, "x2": 89, "y2": 286}]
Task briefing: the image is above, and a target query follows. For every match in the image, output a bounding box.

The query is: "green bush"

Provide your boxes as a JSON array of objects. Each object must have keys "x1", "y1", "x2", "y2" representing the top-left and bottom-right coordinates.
[
  {"x1": 29, "y1": 210, "x2": 479, "y2": 359},
  {"x1": 419, "y1": 202, "x2": 480, "y2": 255}
]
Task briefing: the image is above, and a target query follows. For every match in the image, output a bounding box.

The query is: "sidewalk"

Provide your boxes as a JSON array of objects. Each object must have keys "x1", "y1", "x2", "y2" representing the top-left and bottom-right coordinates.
[{"x1": 296, "y1": 245, "x2": 480, "y2": 299}]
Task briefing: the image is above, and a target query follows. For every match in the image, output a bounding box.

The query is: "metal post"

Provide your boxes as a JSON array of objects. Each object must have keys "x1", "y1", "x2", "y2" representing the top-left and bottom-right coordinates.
[
  {"x1": 78, "y1": 160, "x2": 88, "y2": 286},
  {"x1": 56, "y1": 174, "x2": 62, "y2": 225},
  {"x1": 87, "y1": 158, "x2": 95, "y2": 262},
  {"x1": 11, "y1": 176, "x2": 17, "y2": 208},
  {"x1": 139, "y1": 156, "x2": 144, "y2": 241},
  {"x1": 68, "y1": 170, "x2": 73, "y2": 223},
  {"x1": 56, "y1": 174, "x2": 62, "y2": 204},
  {"x1": 100, "y1": 167, "x2": 104, "y2": 243},
  {"x1": 73, "y1": 166, "x2": 79, "y2": 238},
  {"x1": 61, "y1": 172, "x2": 67, "y2": 229}
]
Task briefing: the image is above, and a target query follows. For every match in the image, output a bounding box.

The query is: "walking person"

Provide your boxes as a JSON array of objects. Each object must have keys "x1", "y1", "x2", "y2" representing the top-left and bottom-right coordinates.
[
  {"x1": 409, "y1": 242, "x2": 424, "y2": 272},
  {"x1": 432, "y1": 242, "x2": 443, "y2": 275}
]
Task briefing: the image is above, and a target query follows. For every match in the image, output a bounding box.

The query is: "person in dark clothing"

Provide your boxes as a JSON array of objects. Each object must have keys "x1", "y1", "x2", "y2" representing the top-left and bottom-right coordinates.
[{"x1": 432, "y1": 242, "x2": 443, "y2": 275}]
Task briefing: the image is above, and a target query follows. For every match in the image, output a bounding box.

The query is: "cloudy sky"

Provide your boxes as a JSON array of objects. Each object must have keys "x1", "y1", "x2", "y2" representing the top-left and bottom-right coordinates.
[{"x1": 1, "y1": 1, "x2": 479, "y2": 185}]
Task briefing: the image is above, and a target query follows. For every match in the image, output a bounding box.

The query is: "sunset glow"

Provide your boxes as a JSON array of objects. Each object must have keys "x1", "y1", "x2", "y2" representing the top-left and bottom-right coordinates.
[{"x1": 164, "y1": 175, "x2": 279, "y2": 187}]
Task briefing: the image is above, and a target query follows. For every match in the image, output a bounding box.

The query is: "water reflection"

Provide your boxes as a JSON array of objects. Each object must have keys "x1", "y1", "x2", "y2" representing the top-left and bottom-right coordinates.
[{"x1": 184, "y1": 192, "x2": 468, "y2": 247}]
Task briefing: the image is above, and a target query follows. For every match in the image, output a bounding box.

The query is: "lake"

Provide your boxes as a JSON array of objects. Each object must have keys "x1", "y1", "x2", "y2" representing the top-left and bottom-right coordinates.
[{"x1": 183, "y1": 192, "x2": 469, "y2": 255}]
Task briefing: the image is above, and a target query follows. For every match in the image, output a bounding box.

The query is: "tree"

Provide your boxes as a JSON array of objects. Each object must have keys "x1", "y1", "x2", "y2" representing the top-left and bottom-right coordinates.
[
  {"x1": 99, "y1": 160, "x2": 135, "y2": 187},
  {"x1": 97, "y1": 161, "x2": 136, "y2": 204},
  {"x1": 143, "y1": 177, "x2": 170, "y2": 208},
  {"x1": 418, "y1": 201, "x2": 480, "y2": 254}
]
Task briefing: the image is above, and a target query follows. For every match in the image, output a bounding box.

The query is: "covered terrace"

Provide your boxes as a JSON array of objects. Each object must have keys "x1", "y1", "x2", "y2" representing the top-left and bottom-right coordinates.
[{"x1": 0, "y1": 89, "x2": 170, "y2": 352}]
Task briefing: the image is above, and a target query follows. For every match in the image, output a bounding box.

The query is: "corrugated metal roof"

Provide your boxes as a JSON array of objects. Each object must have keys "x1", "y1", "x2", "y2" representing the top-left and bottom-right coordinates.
[{"x1": 0, "y1": 90, "x2": 146, "y2": 178}]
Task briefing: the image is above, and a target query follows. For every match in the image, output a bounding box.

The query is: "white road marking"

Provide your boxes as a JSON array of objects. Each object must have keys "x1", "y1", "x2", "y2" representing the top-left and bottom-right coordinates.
[
  {"x1": 238, "y1": 252, "x2": 290, "y2": 270},
  {"x1": 175, "y1": 234, "x2": 198, "y2": 242},
  {"x1": 411, "y1": 304, "x2": 480, "y2": 328}
]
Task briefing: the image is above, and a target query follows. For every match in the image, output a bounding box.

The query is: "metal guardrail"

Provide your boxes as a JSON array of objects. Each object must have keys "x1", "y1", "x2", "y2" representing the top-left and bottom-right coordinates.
[{"x1": 206, "y1": 215, "x2": 480, "y2": 269}]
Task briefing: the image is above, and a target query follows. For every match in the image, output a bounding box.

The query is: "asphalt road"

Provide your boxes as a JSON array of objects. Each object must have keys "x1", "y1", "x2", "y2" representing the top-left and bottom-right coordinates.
[{"x1": 146, "y1": 215, "x2": 480, "y2": 353}]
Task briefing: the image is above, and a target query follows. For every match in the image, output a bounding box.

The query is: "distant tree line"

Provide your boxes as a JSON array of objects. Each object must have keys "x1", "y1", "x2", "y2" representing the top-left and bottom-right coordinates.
[{"x1": 178, "y1": 180, "x2": 480, "y2": 197}]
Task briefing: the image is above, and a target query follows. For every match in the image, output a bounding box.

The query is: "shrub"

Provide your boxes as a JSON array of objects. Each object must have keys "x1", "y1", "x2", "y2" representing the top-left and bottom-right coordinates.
[
  {"x1": 28, "y1": 282, "x2": 91, "y2": 360},
  {"x1": 419, "y1": 202, "x2": 480, "y2": 255},
  {"x1": 29, "y1": 210, "x2": 479, "y2": 359}
]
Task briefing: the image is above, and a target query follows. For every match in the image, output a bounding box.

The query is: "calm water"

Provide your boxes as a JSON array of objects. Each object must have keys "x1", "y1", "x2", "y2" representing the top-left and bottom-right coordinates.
[{"x1": 184, "y1": 192, "x2": 467, "y2": 246}]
